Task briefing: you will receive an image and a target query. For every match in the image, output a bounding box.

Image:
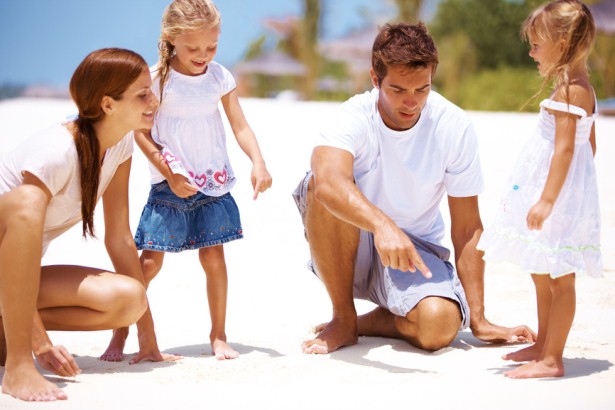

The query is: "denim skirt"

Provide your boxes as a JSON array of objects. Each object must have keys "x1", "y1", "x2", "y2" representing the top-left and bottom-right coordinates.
[{"x1": 134, "y1": 181, "x2": 243, "y2": 252}]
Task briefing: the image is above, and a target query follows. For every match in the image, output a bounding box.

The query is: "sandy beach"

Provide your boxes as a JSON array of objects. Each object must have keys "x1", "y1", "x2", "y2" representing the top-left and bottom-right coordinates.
[{"x1": 0, "y1": 96, "x2": 614, "y2": 409}]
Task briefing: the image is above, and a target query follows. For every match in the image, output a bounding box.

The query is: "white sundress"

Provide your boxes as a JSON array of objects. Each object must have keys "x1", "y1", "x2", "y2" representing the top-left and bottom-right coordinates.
[{"x1": 477, "y1": 97, "x2": 602, "y2": 278}]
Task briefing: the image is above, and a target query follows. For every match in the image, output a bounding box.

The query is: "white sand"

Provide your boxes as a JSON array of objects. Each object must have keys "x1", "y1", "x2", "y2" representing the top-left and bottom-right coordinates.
[{"x1": 0, "y1": 97, "x2": 614, "y2": 409}]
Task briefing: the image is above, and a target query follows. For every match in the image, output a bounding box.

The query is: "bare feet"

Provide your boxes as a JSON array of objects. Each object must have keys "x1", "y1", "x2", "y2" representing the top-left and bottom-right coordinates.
[
  {"x1": 504, "y1": 359, "x2": 564, "y2": 379},
  {"x1": 301, "y1": 317, "x2": 358, "y2": 354},
  {"x1": 99, "y1": 327, "x2": 129, "y2": 362},
  {"x1": 502, "y1": 344, "x2": 541, "y2": 362},
  {"x1": 211, "y1": 338, "x2": 239, "y2": 360},
  {"x1": 2, "y1": 363, "x2": 67, "y2": 401}
]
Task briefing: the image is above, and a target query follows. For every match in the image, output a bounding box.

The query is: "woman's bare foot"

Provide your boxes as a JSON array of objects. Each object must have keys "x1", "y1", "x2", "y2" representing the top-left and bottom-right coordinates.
[
  {"x1": 211, "y1": 338, "x2": 239, "y2": 360},
  {"x1": 99, "y1": 327, "x2": 129, "y2": 362},
  {"x1": 502, "y1": 343, "x2": 541, "y2": 362},
  {"x1": 301, "y1": 317, "x2": 358, "y2": 354},
  {"x1": 504, "y1": 359, "x2": 564, "y2": 379},
  {"x1": 2, "y1": 362, "x2": 67, "y2": 401}
]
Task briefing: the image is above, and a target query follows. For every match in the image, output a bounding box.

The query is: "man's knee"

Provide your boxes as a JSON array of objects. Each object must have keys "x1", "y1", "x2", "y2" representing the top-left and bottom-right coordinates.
[{"x1": 400, "y1": 297, "x2": 462, "y2": 351}]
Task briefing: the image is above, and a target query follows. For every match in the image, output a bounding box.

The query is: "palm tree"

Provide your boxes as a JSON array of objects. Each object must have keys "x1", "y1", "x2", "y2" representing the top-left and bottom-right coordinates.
[{"x1": 393, "y1": 0, "x2": 423, "y2": 22}]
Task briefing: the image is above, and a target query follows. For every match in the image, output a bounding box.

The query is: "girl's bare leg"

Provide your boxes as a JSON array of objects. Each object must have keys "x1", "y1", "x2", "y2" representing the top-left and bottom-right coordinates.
[
  {"x1": 199, "y1": 245, "x2": 238, "y2": 360},
  {"x1": 100, "y1": 250, "x2": 164, "y2": 361},
  {"x1": 505, "y1": 273, "x2": 575, "y2": 379},
  {"x1": 0, "y1": 199, "x2": 66, "y2": 401},
  {"x1": 503, "y1": 273, "x2": 551, "y2": 362}
]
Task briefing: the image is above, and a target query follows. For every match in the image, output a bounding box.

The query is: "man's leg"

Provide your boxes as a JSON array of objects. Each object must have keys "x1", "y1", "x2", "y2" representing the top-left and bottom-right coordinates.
[
  {"x1": 357, "y1": 297, "x2": 461, "y2": 351},
  {"x1": 301, "y1": 176, "x2": 359, "y2": 354},
  {"x1": 355, "y1": 237, "x2": 466, "y2": 351}
]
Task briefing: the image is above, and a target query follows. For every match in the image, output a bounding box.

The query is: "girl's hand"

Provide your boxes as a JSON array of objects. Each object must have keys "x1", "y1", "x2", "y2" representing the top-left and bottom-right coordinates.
[
  {"x1": 526, "y1": 199, "x2": 553, "y2": 231},
  {"x1": 34, "y1": 345, "x2": 81, "y2": 378},
  {"x1": 251, "y1": 161, "x2": 272, "y2": 200},
  {"x1": 167, "y1": 174, "x2": 198, "y2": 198}
]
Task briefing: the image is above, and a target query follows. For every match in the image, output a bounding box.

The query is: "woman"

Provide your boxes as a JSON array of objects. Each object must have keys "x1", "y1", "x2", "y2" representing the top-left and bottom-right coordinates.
[{"x1": 0, "y1": 48, "x2": 165, "y2": 402}]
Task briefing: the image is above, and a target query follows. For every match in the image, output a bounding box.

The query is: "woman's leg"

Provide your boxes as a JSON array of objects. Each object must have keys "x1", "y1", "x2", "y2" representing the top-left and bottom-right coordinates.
[
  {"x1": 198, "y1": 245, "x2": 238, "y2": 360},
  {"x1": 37, "y1": 265, "x2": 147, "y2": 331},
  {"x1": 0, "y1": 190, "x2": 67, "y2": 401},
  {"x1": 100, "y1": 250, "x2": 164, "y2": 361}
]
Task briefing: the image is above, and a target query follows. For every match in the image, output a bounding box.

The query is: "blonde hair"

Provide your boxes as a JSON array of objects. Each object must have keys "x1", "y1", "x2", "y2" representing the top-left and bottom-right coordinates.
[
  {"x1": 157, "y1": 0, "x2": 221, "y2": 101},
  {"x1": 521, "y1": 0, "x2": 595, "y2": 103}
]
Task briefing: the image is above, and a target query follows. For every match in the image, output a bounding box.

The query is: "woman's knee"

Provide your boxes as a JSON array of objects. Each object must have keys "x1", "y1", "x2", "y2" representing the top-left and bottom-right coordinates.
[{"x1": 109, "y1": 276, "x2": 147, "y2": 325}]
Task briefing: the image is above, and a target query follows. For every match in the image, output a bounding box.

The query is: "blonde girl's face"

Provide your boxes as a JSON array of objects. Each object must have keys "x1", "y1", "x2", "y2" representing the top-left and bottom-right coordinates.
[
  {"x1": 169, "y1": 26, "x2": 220, "y2": 76},
  {"x1": 528, "y1": 34, "x2": 562, "y2": 77}
]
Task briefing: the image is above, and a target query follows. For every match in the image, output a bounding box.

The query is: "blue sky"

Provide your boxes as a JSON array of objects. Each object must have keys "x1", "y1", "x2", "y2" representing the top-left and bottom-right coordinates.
[{"x1": 0, "y1": 0, "x2": 441, "y2": 87}]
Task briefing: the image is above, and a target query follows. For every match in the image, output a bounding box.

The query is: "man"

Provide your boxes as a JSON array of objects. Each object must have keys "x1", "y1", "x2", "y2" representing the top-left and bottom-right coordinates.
[{"x1": 293, "y1": 22, "x2": 535, "y2": 354}]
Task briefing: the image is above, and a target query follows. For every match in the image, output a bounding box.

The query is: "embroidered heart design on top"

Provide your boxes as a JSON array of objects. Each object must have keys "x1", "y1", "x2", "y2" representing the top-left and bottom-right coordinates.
[
  {"x1": 214, "y1": 169, "x2": 227, "y2": 185},
  {"x1": 193, "y1": 174, "x2": 207, "y2": 187},
  {"x1": 163, "y1": 152, "x2": 177, "y2": 163}
]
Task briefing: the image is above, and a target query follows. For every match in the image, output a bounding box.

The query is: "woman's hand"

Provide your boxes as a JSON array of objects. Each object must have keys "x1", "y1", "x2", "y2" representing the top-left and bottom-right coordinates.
[{"x1": 34, "y1": 344, "x2": 81, "y2": 378}]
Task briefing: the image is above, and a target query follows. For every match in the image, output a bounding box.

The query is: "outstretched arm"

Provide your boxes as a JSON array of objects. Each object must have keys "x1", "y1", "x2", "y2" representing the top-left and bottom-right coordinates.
[
  {"x1": 448, "y1": 195, "x2": 536, "y2": 343},
  {"x1": 221, "y1": 89, "x2": 272, "y2": 199},
  {"x1": 102, "y1": 158, "x2": 179, "y2": 363},
  {"x1": 311, "y1": 146, "x2": 430, "y2": 277}
]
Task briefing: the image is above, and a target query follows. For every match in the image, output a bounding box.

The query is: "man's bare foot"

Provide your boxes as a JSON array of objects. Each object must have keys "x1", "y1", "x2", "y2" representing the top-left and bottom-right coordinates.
[
  {"x1": 99, "y1": 327, "x2": 129, "y2": 362},
  {"x1": 211, "y1": 339, "x2": 239, "y2": 360},
  {"x1": 504, "y1": 359, "x2": 564, "y2": 379},
  {"x1": 2, "y1": 363, "x2": 67, "y2": 401},
  {"x1": 502, "y1": 344, "x2": 541, "y2": 362},
  {"x1": 301, "y1": 317, "x2": 358, "y2": 354}
]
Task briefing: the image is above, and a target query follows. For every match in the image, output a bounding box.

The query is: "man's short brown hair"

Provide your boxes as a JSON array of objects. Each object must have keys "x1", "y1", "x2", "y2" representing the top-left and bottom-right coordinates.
[{"x1": 372, "y1": 22, "x2": 438, "y2": 85}]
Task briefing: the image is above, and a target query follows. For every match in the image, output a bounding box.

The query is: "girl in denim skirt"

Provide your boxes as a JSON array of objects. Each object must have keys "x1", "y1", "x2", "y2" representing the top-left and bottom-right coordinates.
[{"x1": 102, "y1": 0, "x2": 272, "y2": 362}]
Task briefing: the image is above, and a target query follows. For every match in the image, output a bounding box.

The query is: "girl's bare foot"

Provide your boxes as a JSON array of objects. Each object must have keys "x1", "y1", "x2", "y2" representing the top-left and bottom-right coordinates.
[
  {"x1": 301, "y1": 317, "x2": 358, "y2": 354},
  {"x1": 100, "y1": 327, "x2": 129, "y2": 362},
  {"x1": 502, "y1": 343, "x2": 541, "y2": 362},
  {"x1": 504, "y1": 359, "x2": 564, "y2": 379},
  {"x1": 2, "y1": 363, "x2": 67, "y2": 401},
  {"x1": 211, "y1": 338, "x2": 239, "y2": 360}
]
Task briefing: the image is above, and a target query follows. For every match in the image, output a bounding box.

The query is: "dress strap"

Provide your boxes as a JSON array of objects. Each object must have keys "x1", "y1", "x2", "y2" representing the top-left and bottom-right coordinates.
[{"x1": 540, "y1": 99, "x2": 588, "y2": 117}]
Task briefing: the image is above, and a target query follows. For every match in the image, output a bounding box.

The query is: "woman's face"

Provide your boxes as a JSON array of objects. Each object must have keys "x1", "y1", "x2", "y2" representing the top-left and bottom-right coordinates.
[{"x1": 113, "y1": 69, "x2": 158, "y2": 131}]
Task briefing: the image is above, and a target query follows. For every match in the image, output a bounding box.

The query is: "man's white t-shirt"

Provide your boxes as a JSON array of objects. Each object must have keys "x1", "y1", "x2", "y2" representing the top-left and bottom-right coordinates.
[
  {"x1": 316, "y1": 89, "x2": 484, "y2": 245},
  {"x1": 0, "y1": 123, "x2": 134, "y2": 254}
]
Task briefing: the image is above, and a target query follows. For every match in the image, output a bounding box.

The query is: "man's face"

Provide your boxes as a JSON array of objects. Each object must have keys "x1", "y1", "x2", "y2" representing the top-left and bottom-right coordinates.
[{"x1": 371, "y1": 65, "x2": 432, "y2": 131}]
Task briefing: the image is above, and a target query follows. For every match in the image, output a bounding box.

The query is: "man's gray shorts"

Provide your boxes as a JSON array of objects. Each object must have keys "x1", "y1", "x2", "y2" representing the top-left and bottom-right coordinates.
[{"x1": 292, "y1": 171, "x2": 470, "y2": 329}]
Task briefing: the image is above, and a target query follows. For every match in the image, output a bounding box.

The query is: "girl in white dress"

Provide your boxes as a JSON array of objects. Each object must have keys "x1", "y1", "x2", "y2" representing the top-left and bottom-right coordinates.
[
  {"x1": 103, "y1": 0, "x2": 272, "y2": 362},
  {"x1": 477, "y1": 0, "x2": 601, "y2": 379}
]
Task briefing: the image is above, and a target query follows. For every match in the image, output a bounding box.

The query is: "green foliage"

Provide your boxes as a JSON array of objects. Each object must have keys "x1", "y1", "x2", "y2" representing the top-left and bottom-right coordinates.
[
  {"x1": 448, "y1": 66, "x2": 546, "y2": 112},
  {"x1": 244, "y1": 35, "x2": 266, "y2": 61},
  {"x1": 430, "y1": 0, "x2": 535, "y2": 70}
]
